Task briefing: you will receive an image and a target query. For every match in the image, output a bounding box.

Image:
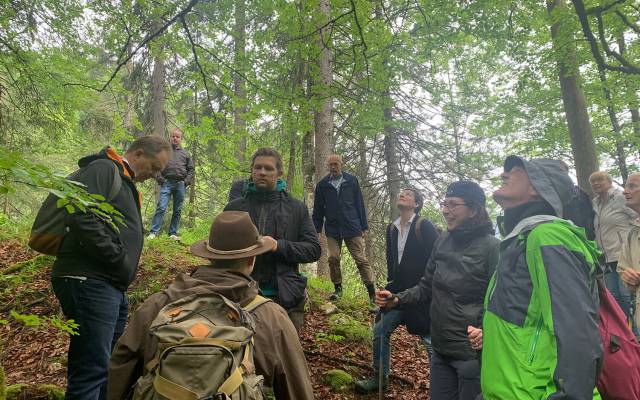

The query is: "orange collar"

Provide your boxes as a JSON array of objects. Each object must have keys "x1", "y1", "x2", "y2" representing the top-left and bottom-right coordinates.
[
  {"x1": 105, "y1": 147, "x2": 142, "y2": 207},
  {"x1": 105, "y1": 147, "x2": 133, "y2": 179}
]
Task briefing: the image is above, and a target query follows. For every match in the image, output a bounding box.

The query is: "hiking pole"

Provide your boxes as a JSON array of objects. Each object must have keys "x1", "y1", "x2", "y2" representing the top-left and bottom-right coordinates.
[{"x1": 378, "y1": 307, "x2": 384, "y2": 400}]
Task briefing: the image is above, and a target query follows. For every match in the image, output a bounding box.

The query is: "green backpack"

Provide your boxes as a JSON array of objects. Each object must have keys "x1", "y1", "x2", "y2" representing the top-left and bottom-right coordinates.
[{"x1": 132, "y1": 292, "x2": 271, "y2": 400}]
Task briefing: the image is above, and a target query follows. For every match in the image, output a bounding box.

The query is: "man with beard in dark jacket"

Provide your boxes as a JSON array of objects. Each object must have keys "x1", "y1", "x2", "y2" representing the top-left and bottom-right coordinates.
[
  {"x1": 225, "y1": 147, "x2": 321, "y2": 331},
  {"x1": 51, "y1": 135, "x2": 171, "y2": 400},
  {"x1": 147, "y1": 129, "x2": 195, "y2": 240},
  {"x1": 354, "y1": 187, "x2": 439, "y2": 394},
  {"x1": 108, "y1": 211, "x2": 314, "y2": 400}
]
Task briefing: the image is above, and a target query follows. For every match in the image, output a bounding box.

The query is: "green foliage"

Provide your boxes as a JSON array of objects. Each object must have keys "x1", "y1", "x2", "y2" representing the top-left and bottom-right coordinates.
[
  {"x1": 315, "y1": 332, "x2": 345, "y2": 343},
  {"x1": 323, "y1": 369, "x2": 354, "y2": 392},
  {"x1": 0, "y1": 147, "x2": 124, "y2": 230},
  {"x1": 9, "y1": 311, "x2": 79, "y2": 336}
]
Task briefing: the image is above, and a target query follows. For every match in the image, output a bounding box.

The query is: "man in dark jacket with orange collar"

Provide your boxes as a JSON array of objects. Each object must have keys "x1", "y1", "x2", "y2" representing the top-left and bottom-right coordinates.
[{"x1": 52, "y1": 136, "x2": 171, "y2": 400}]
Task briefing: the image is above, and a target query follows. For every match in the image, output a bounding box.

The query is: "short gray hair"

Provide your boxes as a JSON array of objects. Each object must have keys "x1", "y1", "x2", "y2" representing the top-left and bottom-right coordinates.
[{"x1": 127, "y1": 135, "x2": 171, "y2": 157}]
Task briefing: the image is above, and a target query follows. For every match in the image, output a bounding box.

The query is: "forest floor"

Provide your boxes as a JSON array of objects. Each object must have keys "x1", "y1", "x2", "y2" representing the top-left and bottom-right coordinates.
[{"x1": 0, "y1": 238, "x2": 430, "y2": 399}]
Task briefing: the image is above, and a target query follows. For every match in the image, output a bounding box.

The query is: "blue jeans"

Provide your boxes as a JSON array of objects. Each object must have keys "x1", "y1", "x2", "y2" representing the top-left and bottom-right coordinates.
[
  {"x1": 372, "y1": 308, "x2": 432, "y2": 376},
  {"x1": 430, "y1": 350, "x2": 481, "y2": 400},
  {"x1": 605, "y1": 264, "x2": 633, "y2": 318},
  {"x1": 52, "y1": 277, "x2": 128, "y2": 400},
  {"x1": 150, "y1": 180, "x2": 186, "y2": 236}
]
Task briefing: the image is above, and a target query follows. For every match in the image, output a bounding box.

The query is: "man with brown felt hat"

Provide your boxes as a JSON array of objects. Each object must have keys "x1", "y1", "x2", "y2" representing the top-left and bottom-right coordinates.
[{"x1": 108, "y1": 211, "x2": 314, "y2": 400}]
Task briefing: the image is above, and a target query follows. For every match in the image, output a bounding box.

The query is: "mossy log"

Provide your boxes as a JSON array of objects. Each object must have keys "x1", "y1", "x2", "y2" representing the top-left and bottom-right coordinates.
[{"x1": 6, "y1": 384, "x2": 64, "y2": 400}]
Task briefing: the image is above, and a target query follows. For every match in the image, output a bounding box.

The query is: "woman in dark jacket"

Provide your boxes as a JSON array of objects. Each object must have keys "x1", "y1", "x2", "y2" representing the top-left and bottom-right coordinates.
[{"x1": 376, "y1": 181, "x2": 500, "y2": 400}]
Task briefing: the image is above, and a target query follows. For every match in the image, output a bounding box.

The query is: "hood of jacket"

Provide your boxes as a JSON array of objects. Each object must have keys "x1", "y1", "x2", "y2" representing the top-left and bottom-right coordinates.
[
  {"x1": 164, "y1": 267, "x2": 260, "y2": 307},
  {"x1": 504, "y1": 155, "x2": 573, "y2": 217}
]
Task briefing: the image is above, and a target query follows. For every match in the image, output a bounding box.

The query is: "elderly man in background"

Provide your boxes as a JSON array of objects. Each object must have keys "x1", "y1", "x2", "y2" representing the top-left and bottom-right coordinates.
[
  {"x1": 312, "y1": 154, "x2": 376, "y2": 307},
  {"x1": 590, "y1": 171, "x2": 637, "y2": 325},
  {"x1": 619, "y1": 172, "x2": 640, "y2": 337}
]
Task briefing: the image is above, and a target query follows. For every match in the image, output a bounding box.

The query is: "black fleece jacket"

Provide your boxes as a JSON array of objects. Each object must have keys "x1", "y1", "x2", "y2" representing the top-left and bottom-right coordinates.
[
  {"x1": 52, "y1": 148, "x2": 143, "y2": 291},
  {"x1": 385, "y1": 216, "x2": 439, "y2": 335}
]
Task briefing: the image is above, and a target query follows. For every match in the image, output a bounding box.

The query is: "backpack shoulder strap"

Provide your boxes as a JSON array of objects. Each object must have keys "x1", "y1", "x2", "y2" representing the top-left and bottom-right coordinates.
[
  {"x1": 79, "y1": 159, "x2": 122, "y2": 202},
  {"x1": 107, "y1": 163, "x2": 122, "y2": 201},
  {"x1": 414, "y1": 216, "x2": 424, "y2": 245},
  {"x1": 243, "y1": 295, "x2": 272, "y2": 312}
]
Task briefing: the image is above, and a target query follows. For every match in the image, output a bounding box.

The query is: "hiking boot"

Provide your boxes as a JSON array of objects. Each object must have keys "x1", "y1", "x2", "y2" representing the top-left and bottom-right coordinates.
[
  {"x1": 169, "y1": 234, "x2": 181, "y2": 241},
  {"x1": 354, "y1": 375, "x2": 388, "y2": 394},
  {"x1": 328, "y1": 289, "x2": 342, "y2": 301},
  {"x1": 147, "y1": 233, "x2": 157, "y2": 240}
]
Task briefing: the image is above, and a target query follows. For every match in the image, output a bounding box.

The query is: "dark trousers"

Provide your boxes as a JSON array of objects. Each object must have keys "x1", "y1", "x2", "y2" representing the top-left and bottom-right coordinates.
[
  {"x1": 430, "y1": 350, "x2": 481, "y2": 400},
  {"x1": 52, "y1": 277, "x2": 128, "y2": 400}
]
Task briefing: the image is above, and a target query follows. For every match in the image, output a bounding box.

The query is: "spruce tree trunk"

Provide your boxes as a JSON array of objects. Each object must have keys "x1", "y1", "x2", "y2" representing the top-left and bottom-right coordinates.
[
  {"x1": 151, "y1": 53, "x2": 166, "y2": 137},
  {"x1": 547, "y1": 0, "x2": 599, "y2": 195},
  {"x1": 286, "y1": 126, "x2": 296, "y2": 192},
  {"x1": 313, "y1": 0, "x2": 333, "y2": 279},
  {"x1": 188, "y1": 87, "x2": 198, "y2": 226},
  {"x1": 233, "y1": 0, "x2": 247, "y2": 175},
  {"x1": 383, "y1": 96, "x2": 400, "y2": 221}
]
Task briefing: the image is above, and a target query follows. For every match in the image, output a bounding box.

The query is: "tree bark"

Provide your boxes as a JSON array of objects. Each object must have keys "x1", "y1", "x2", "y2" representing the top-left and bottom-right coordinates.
[
  {"x1": 358, "y1": 135, "x2": 375, "y2": 270},
  {"x1": 383, "y1": 108, "x2": 400, "y2": 221},
  {"x1": 547, "y1": 0, "x2": 599, "y2": 195},
  {"x1": 597, "y1": 68, "x2": 628, "y2": 184},
  {"x1": 150, "y1": 53, "x2": 166, "y2": 137},
  {"x1": 286, "y1": 126, "x2": 296, "y2": 192},
  {"x1": 188, "y1": 86, "x2": 198, "y2": 226},
  {"x1": 233, "y1": 0, "x2": 247, "y2": 175},
  {"x1": 313, "y1": 0, "x2": 334, "y2": 279}
]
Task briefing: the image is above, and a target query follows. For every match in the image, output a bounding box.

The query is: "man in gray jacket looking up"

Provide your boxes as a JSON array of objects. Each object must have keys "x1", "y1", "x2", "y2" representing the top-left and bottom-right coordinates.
[
  {"x1": 148, "y1": 128, "x2": 195, "y2": 240},
  {"x1": 590, "y1": 170, "x2": 637, "y2": 326}
]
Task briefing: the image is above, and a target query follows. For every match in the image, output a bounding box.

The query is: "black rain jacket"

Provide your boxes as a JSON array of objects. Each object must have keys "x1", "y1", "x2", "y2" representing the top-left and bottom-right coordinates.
[
  {"x1": 52, "y1": 147, "x2": 143, "y2": 291},
  {"x1": 396, "y1": 222, "x2": 500, "y2": 360},
  {"x1": 224, "y1": 190, "x2": 321, "y2": 309}
]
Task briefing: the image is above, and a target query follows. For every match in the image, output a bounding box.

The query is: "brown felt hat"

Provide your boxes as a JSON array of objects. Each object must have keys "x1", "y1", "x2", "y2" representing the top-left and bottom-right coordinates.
[{"x1": 190, "y1": 211, "x2": 271, "y2": 260}]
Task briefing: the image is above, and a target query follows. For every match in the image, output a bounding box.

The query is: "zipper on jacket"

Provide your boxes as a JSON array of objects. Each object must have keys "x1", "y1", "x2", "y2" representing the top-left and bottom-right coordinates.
[{"x1": 527, "y1": 317, "x2": 543, "y2": 365}]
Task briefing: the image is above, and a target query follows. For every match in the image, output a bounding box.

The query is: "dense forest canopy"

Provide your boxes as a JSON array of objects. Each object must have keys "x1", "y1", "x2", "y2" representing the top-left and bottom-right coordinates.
[{"x1": 1, "y1": 0, "x2": 639, "y2": 244}]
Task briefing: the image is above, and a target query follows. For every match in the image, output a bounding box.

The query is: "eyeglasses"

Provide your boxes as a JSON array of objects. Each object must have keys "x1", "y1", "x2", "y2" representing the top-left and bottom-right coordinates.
[{"x1": 440, "y1": 201, "x2": 466, "y2": 210}]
